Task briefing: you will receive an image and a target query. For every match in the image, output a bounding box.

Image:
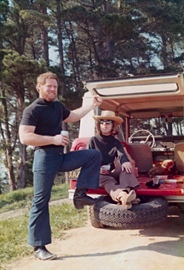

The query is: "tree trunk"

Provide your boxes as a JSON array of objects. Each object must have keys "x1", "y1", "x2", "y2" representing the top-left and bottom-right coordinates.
[
  {"x1": 39, "y1": 3, "x2": 49, "y2": 66},
  {"x1": 56, "y1": 0, "x2": 66, "y2": 96},
  {"x1": 161, "y1": 34, "x2": 168, "y2": 69},
  {"x1": 6, "y1": 149, "x2": 16, "y2": 191},
  {"x1": 56, "y1": 1, "x2": 69, "y2": 185},
  {"x1": 0, "y1": 86, "x2": 16, "y2": 190},
  {"x1": 17, "y1": 143, "x2": 27, "y2": 189},
  {"x1": 41, "y1": 25, "x2": 49, "y2": 66}
]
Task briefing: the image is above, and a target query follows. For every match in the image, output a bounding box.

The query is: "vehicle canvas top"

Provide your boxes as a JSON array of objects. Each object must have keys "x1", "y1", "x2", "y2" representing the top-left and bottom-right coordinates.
[{"x1": 83, "y1": 73, "x2": 184, "y2": 119}]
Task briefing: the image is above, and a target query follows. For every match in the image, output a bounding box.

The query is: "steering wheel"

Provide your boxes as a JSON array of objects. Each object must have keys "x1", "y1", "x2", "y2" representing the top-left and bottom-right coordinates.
[{"x1": 128, "y1": 129, "x2": 155, "y2": 148}]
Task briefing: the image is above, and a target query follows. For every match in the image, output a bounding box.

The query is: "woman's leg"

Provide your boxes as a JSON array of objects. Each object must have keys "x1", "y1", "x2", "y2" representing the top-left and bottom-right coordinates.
[
  {"x1": 100, "y1": 175, "x2": 124, "y2": 202},
  {"x1": 118, "y1": 171, "x2": 140, "y2": 206},
  {"x1": 111, "y1": 161, "x2": 140, "y2": 190},
  {"x1": 101, "y1": 169, "x2": 139, "y2": 208},
  {"x1": 118, "y1": 171, "x2": 140, "y2": 190}
]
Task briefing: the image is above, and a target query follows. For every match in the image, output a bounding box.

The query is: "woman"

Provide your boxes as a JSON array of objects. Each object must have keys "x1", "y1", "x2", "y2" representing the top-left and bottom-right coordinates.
[{"x1": 87, "y1": 110, "x2": 140, "y2": 209}]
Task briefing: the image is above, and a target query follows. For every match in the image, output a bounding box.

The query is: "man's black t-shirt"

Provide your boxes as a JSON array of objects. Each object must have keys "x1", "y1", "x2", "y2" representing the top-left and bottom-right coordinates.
[{"x1": 20, "y1": 98, "x2": 70, "y2": 137}]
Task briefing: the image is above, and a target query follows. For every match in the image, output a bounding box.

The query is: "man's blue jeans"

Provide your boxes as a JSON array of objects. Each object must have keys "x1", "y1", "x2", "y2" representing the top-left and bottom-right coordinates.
[{"x1": 28, "y1": 147, "x2": 102, "y2": 247}]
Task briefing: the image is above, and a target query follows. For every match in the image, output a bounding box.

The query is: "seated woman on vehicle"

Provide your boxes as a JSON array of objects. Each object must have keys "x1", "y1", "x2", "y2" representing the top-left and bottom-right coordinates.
[{"x1": 87, "y1": 110, "x2": 140, "y2": 210}]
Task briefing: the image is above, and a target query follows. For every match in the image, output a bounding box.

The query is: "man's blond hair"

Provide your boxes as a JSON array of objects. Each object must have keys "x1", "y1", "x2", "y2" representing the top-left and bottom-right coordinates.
[{"x1": 36, "y1": 72, "x2": 58, "y2": 91}]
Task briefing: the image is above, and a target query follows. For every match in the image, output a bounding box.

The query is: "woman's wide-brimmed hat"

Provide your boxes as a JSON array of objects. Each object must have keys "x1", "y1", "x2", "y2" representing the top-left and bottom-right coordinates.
[{"x1": 93, "y1": 110, "x2": 123, "y2": 125}]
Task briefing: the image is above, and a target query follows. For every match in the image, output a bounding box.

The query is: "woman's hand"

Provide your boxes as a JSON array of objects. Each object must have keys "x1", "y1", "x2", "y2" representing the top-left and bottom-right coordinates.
[
  {"x1": 129, "y1": 158, "x2": 136, "y2": 166},
  {"x1": 100, "y1": 165, "x2": 110, "y2": 175},
  {"x1": 121, "y1": 162, "x2": 133, "y2": 173}
]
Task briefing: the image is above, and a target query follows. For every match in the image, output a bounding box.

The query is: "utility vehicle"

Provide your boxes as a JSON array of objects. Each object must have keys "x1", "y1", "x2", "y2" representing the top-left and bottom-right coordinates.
[{"x1": 69, "y1": 73, "x2": 184, "y2": 229}]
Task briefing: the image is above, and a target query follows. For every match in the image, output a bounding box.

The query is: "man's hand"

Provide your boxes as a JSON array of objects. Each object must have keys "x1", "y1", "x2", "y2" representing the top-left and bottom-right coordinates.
[
  {"x1": 53, "y1": 134, "x2": 70, "y2": 146},
  {"x1": 64, "y1": 95, "x2": 102, "y2": 123},
  {"x1": 93, "y1": 95, "x2": 102, "y2": 107},
  {"x1": 121, "y1": 162, "x2": 133, "y2": 173}
]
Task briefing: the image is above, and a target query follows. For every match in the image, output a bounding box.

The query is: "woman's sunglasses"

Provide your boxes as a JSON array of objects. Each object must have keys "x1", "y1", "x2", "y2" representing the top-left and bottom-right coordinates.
[{"x1": 99, "y1": 119, "x2": 113, "y2": 125}]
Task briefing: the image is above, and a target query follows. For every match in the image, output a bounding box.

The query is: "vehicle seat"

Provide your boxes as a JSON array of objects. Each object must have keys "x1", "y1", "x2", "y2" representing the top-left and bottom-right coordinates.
[
  {"x1": 127, "y1": 143, "x2": 153, "y2": 173},
  {"x1": 174, "y1": 142, "x2": 184, "y2": 173},
  {"x1": 71, "y1": 139, "x2": 153, "y2": 173}
]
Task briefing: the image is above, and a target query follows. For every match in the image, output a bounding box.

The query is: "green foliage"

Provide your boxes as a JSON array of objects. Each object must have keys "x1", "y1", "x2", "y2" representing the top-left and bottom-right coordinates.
[
  {"x1": 0, "y1": 184, "x2": 87, "y2": 268},
  {"x1": 0, "y1": 187, "x2": 33, "y2": 212},
  {"x1": 0, "y1": 203, "x2": 87, "y2": 267},
  {"x1": 2, "y1": 51, "x2": 47, "y2": 101},
  {"x1": 0, "y1": 183, "x2": 69, "y2": 213},
  {"x1": 50, "y1": 203, "x2": 87, "y2": 236},
  {"x1": 50, "y1": 182, "x2": 70, "y2": 200},
  {"x1": 0, "y1": 214, "x2": 30, "y2": 264},
  {"x1": 1, "y1": 0, "x2": 184, "y2": 193}
]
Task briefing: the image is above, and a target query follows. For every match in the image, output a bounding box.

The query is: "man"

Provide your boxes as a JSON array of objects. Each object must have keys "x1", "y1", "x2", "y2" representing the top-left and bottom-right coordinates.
[{"x1": 19, "y1": 72, "x2": 102, "y2": 260}]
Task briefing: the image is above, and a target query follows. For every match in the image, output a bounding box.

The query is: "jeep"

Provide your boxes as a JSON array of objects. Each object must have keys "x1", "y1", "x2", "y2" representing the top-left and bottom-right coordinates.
[{"x1": 69, "y1": 73, "x2": 184, "y2": 229}]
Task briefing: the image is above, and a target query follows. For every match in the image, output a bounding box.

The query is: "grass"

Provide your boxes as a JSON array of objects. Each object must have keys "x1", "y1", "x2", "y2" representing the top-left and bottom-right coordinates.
[
  {"x1": 0, "y1": 184, "x2": 88, "y2": 269},
  {"x1": 0, "y1": 183, "x2": 70, "y2": 213}
]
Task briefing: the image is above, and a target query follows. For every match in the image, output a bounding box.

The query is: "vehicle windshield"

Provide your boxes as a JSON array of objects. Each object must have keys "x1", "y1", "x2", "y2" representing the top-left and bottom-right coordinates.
[{"x1": 130, "y1": 116, "x2": 184, "y2": 136}]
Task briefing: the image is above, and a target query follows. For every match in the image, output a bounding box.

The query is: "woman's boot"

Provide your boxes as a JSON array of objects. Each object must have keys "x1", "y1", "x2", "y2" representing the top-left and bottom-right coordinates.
[
  {"x1": 118, "y1": 190, "x2": 136, "y2": 210},
  {"x1": 131, "y1": 198, "x2": 141, "y2": 205}
]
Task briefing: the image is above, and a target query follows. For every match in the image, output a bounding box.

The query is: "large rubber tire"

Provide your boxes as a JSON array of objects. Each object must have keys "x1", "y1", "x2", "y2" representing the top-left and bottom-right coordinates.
[
  {"x1": 89, "y1": 195, "x2": 168, "y2": 229},
  {"x1": 177, "y1": 203, "x2": 184, "y2": 213}
]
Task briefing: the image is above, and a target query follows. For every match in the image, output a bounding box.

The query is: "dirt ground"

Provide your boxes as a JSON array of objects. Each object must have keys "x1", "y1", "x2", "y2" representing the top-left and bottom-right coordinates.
[{"x1": 4, "y1": 205, "x2": 184, "y2": 270}]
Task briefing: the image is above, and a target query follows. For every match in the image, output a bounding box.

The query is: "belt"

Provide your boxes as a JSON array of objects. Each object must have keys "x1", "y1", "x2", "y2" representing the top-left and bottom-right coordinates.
[{"x1": 34, "y1": 145, "x2": 64, "y2": 151}]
